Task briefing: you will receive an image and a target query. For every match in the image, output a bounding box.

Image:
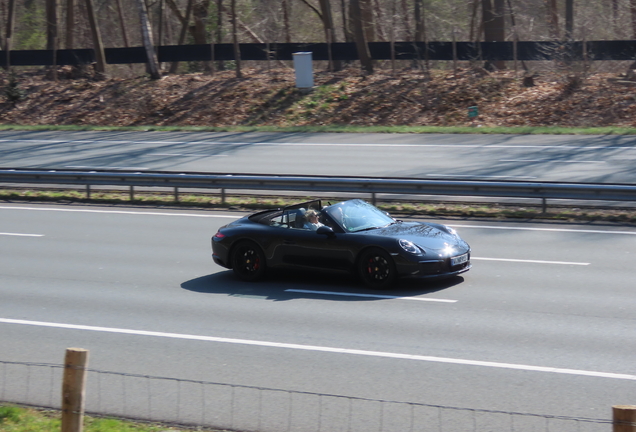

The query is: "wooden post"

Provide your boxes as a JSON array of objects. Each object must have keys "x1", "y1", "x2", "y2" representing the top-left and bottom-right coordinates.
[
  {"x1": 61, "y1": 348, "x2": 89, "y2": 432},
  {"x1": 614, "y1": 405, "x2": 636, "y2": 432}
]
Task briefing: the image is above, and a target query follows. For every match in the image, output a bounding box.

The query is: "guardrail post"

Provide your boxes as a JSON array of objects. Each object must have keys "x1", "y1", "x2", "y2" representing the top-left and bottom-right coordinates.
[
  {"x1": 130, "y1": 185, "x2": 134, "y2": 201},
  {"x1": 221, "y1": 188, "x2": 226, "y2": 205},
  {"x1": 614, "y1": 405, "x2": 636, "y2": 432},
  {"x1": 85, "y1": 184, "x2": 91, "y2": 199},
  {"x1": 61, "y1": 348, "x2": 89, "y2": 432},
  {"x1": 174, "y1": 187, "x2": 179, "y2": 202},
  {"x1": 371, "y1": 192, "x2": 376, "y2": 206},
  {"x1": 542, "y1": 197, "x2": 547, "y2": 213}
]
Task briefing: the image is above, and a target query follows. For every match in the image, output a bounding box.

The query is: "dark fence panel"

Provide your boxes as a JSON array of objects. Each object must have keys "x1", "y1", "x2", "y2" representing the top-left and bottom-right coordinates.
[{"x1": 0, "y1": 40, "x2": 635, "y2": 67}]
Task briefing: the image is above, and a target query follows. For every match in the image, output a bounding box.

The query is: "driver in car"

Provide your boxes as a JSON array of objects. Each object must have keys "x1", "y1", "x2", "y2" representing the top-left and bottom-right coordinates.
[{"x1": 303, "y1": 209, "x2": 324, "y2": 230}]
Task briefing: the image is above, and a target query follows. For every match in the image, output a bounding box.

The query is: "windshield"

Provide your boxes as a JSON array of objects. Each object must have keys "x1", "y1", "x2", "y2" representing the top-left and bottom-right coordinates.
[{"x1": 323, "y1": 199, "x2": 394, "y2": 233}]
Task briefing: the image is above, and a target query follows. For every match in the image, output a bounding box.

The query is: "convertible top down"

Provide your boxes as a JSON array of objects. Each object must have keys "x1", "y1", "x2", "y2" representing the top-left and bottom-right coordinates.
[{"x1": 212, "y1": 199, "x2": 471, "y2": 289}]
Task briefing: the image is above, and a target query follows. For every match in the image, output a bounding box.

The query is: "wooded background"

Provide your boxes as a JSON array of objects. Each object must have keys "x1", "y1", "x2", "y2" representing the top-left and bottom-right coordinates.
[{"x1": 1, "y1": 0, "x2": 635, "y2": 76}]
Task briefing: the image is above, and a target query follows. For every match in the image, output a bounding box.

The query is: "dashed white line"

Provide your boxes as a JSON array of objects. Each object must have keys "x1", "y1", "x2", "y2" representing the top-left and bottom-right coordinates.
[
  {"x1": 450, "y1": 224, "x2": 636, "y2": 236},
  {"x1": 472, "y1": 257, "x2": 589, "y2": 266},
  {"x1": 64, "y1": 166, "x2": 150, "y2": 170},
  {"x1": 499, "y1": 159, "x2": 606, "y2": 164},
  {"x1": 285, "y1": 289, "x2": 457, "y2": 302},
  {"x1": 0, "y1": 206, "x2": 238, "y2": 218},
  {"x1": 0, "y1": 232, "x2": 44, "y2": 237},
  {"x1": 1, "y1": 318, "x2": 634, "y2": 381}
]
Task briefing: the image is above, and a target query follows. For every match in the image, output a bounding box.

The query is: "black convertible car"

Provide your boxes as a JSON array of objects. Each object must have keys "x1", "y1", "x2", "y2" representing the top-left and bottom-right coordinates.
[{"x1": 212, "y1": 199, "x2": 471, "y2": 289}]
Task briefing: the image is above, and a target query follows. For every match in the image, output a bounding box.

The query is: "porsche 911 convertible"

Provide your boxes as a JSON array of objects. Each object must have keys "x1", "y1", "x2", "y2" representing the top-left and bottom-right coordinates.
[{"x1": 212, "y1": 199, "x2": 471, "y2": 289}]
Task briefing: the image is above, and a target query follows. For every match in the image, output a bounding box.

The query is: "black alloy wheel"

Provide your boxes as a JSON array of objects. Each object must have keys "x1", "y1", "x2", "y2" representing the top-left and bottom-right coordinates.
[
  {"x1": 358, "y1": 248, "x2": 396, "y2": 289},
  {"x1": 231, "y1": 241, "x2": 266, "y2": 282}
]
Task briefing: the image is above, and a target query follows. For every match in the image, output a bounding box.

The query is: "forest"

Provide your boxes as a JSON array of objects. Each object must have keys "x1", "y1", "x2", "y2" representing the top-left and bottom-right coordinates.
[
  {"x1": 1, "y1": 1, "x2": 635, "y2": 73},
  {"x1": 1, "y1": 1, "x2": 635, "y2": 129}
]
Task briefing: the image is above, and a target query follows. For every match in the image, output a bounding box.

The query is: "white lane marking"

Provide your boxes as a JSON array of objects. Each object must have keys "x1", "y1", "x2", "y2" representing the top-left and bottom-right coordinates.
[
  {"x1": 64, "y1": 166, "x2": 150, "y2": 170},
  {"x1": 1, "y1": 317, "x2": 634, "y2": 381},
  {"x1": 0, "y1": 206, "x2": 238, "y2": 218},
  {"x1": 499, "y1": 159, "x2": 606, "y2": 164},
  {"x1": 285, "y1": 289, "x2": 457, "y2": 303},
  {"x1": 2, "y1": 139, "x2": 636, "y2": 151},
  {"x1": 153, "y1": 153, "x2": 228, "y2": 157},
  {"x1": 426, "y1": 174, "x2": 538, "y2": 179},
  {"x1": 0, "y1": 232, "x2": 44, "y2": 237},
  {"x1": 472, "y1": 257, "x2": 589, "y2": 266},
  {"x1": 449, "y1": 224, "x2": 636, "y2": 236}
]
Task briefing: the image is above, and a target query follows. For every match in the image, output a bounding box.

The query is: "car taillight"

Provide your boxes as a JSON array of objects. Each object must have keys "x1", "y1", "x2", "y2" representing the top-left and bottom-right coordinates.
[{"x1": 213, "y1": 232, "x2": 226, "y2": 239}]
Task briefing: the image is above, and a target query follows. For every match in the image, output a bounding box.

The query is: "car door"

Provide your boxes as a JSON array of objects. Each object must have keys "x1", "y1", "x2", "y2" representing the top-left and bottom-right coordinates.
[{"x1": 277, "y1": 228, "x2": 356, "y2": 271}]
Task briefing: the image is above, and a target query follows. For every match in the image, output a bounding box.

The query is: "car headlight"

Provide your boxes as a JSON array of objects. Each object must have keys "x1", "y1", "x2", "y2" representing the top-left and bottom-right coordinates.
[{"x1": 399, "y1": 239, "x2": 423, "y2": 255}]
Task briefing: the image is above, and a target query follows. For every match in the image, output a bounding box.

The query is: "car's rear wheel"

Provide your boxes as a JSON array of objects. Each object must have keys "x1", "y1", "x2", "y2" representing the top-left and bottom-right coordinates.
[
  {"x1": 358, "y1": 248, "x2": 396, "y2": 289},
  {"x1": 231, "y1": 241, "x2": 266, "y2": 282}
]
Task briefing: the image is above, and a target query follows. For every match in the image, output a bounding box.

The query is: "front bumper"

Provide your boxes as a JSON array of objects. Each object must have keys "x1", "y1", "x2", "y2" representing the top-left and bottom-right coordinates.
[{"x1": 394, "y1": 252, "x2": 471, "y2": 280}]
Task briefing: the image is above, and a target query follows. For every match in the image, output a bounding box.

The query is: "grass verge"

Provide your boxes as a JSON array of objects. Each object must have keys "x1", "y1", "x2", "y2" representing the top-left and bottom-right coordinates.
[
  {"x1": 0, "y1": 124, "x2": 636, "y2": 135},
  {"x1": 3, "y1": 188, "x2": 636, "y2": 225},
  {"x1": 0, "y1": 404, "x2": 222, "y2": 431}
]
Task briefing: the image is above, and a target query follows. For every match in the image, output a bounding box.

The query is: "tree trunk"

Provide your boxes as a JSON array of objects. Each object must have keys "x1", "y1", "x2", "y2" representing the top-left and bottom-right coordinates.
[
  {"x1": 632, "y1": 0, "x2": 636, "y2": 39},
  {"x1": 547, "y1": 0, "x2": 559, "y2": 39},
  {"x1": 136, "y1": 0, "x2": 161, "y2": 79},
  {"x1": 414, "y1": 0, "x2": 425, "y2": 41},
  {"x1": 565, "y1": 0, "x2": 573, "y2": 40},
  {"x1": 193, "y1": 0, "x2": 212, "y2": 72},
  {"x1": 482, "y1": 0, "x2": 506, "y2": 70},
  {"x1": 231, "y1": 0, "x2": 242, "y2": 78},
  {"x1": 46, "y1": 0, "x2": 59, "y2": 79},
  {"x1": 318, "y1": 0, "x2": 341, "y2": 71},
  {"x1": 350, "y1": 0, "x2": 373, "y2": 73},
  {"x1": 359, "y1": 0, "x2": 375, "y2": 42},
  {"x1": 4, "y1": 0, "x2": 17, "y2": 69},
  {"x1": 215, "y1": 0, "x2": 224, "y2": 70},
  {"x1": 341, "y1": 0, "x2": 352, "y2": 42},
  {"x1": 46, "y1": 0, "x2": 59, "y2": 51},
  {"x1": 115, "y1": 0, "x2": 130, "y2": 47},
  {"x1": 169, "y1": 0, "x2": 194, "y2": 74},
  {"x1": 282, "y1": 0, "x2": 291, "y2": 43},
  {"x1": 65, "y1": 0, "x2": 74, "y2": 49},
  {"x1": 84, "y1": 0, "x2": 107, "y2": 74}
]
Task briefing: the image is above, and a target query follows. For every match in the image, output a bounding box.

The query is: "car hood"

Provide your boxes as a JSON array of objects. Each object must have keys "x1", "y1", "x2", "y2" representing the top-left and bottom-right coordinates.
[{"x1": 358, "y1": 222, "x2": 470, "y2": 255}]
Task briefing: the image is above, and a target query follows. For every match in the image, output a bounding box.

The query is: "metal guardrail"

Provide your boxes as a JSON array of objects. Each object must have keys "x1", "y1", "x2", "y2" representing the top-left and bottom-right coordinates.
[{"x1": 1, "y1": 168, "x2": 636, "y2": 209}]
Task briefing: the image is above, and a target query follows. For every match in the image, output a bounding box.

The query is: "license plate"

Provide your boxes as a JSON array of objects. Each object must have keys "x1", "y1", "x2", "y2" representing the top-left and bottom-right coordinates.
[{"x1": 451, "y1": 253, "x2": 468, "y2": 266}]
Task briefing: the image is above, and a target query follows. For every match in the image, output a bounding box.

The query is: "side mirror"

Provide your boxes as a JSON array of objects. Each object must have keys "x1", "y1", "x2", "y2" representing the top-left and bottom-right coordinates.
[{"x1": 316, "y1": 226, "x2": 335, "y2": 237}]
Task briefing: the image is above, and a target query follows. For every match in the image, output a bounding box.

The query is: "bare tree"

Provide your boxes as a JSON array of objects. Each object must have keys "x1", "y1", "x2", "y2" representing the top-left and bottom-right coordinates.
[
  {"x1": 565, "y1": 0, "x2": 573, "y2": 40},
  {"x1": 632, "y1": 0, "x2": 636, "y2": 38},
  {"x1": 547, "y1": 0, "x2": 559, "y2": 39},
  {"x1": 231, "y1": 0, "x2": 242, "y2": 78},
  {"x1": 350, "y1": 0, "x2": 373, "y2": 73},
  {"x1": 66, "y1": 0, "x2": 75, "y2": 48},
  {"x1": 115, "y1": 0, "x2": 130, "y2": 47},
  {"x1": 136, "y1": 0, "x2": 161, "y2": 79},
  {"x1": 482, "y1": 0, "x2": 505, "y2": 69},
  {"x1": 84, "y1": 0, "x2": 107, "y2": 74}
]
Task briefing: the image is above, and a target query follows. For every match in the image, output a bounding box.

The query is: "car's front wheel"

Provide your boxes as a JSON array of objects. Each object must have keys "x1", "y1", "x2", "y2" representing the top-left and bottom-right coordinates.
[
  {"x1": 358, "y1": 248, "x2": 396, "y2": 289},
  {"x1": 231, "y1": 241, "x2": 266, "y2": 282}
]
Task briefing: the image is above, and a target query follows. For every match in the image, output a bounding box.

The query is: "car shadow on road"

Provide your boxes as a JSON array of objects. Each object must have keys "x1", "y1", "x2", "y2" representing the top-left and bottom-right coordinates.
[{"x1": 180, "y1": 270, "x2": 464, "y2": 302}]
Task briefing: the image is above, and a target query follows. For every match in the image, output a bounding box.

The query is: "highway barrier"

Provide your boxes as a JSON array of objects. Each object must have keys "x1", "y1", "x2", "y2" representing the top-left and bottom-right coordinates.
[{"x1": 2, "y1": 168, "x2": 636, "y2": 210}]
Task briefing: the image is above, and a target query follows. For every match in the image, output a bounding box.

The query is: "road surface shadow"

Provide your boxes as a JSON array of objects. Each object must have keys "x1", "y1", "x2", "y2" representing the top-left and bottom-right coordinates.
[{"x1": 181, "y1": 269, "x2": 464, "y2": 302}]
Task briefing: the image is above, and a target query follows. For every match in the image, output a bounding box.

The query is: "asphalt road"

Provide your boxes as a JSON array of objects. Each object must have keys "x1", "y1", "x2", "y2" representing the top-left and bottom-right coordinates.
[
  {"x1": 1, "y1": 130, "x2": 636, "y2": 182},
  {"x1": 1, "y1": 203, "x2": 635, "y2": 431}
]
